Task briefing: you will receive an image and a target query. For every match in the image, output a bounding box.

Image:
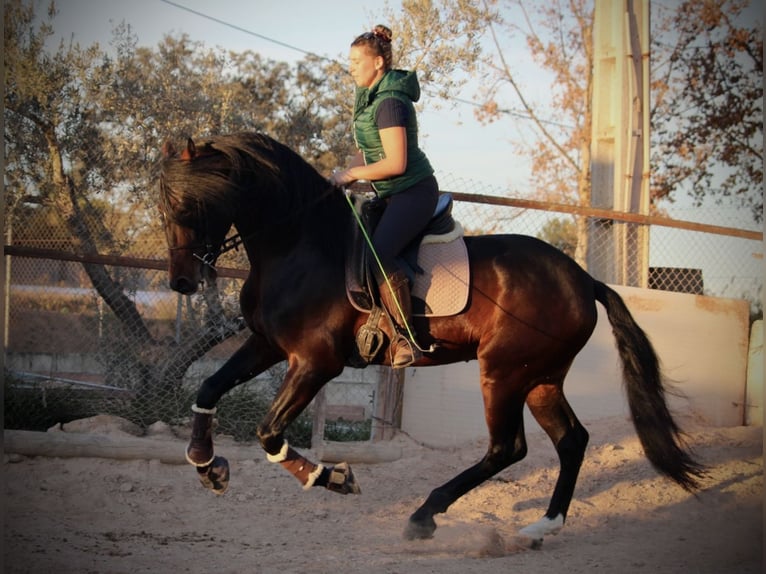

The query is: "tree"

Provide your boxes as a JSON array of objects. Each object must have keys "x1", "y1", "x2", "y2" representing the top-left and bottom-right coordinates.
[
  {"x1": 383, "y1": 0, "x2": 490, "y2": 96},
  {"x1": 538, "y1": 217, "x2": 577, "y2": 257},
  {"x1": 385, "y1": 0, "x2": 595, "y2": 264},
  {"x1": 650, "y1": 0, "x2": 762, "y2": 223},
  {"x1": 4, "y1": 0, "x2": 354, "y2": 422},
  {"x1": 5, "y1": 0, "x2": 152, "y2": 339},
  {"x1": 383, "y1": 0, "x2": 762, "y2": 261}
]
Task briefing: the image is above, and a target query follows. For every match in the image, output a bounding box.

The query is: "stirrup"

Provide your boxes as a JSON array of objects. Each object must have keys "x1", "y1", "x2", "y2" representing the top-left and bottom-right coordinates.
[{"x1": 392, "y1": 334, "x2": 422, "y2": 368}]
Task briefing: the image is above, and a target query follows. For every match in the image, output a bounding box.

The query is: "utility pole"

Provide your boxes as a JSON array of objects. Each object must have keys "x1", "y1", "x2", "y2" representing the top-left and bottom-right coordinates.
[{"x1": 589, "y1": 0, "x2": 650, "y2": 286}]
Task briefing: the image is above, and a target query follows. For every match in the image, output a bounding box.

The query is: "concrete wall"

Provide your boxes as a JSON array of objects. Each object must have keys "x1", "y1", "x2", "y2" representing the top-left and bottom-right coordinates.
[
  {"x1": 745, "y1": 319, "x2": 763, "y2": 426},
  {"x1": 7, "y1": 287, "x2": 759, "y2": 445},
  {"x1": 401, "y1": 286, "x2": 755, "y2": 448},
  {"x1": 7, "y1": 352, "x2": 104, "y2": 376}
]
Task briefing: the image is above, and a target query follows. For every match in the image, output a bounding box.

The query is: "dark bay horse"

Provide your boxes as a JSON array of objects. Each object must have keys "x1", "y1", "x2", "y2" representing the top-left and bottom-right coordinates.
[{"x1": 158, "y1": 132, "x2": 703, "y2": 546}]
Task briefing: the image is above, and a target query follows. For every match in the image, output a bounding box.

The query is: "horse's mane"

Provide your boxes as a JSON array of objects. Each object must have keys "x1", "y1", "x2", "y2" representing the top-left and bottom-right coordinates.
[{"x1": 159, "y1": 132, "x2": 333, "y2": 224}]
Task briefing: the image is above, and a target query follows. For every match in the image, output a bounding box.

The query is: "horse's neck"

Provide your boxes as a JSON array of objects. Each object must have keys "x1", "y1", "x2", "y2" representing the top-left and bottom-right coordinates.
[{"x1": 232, "y1": 196, "x2": 347, "y2": 272}]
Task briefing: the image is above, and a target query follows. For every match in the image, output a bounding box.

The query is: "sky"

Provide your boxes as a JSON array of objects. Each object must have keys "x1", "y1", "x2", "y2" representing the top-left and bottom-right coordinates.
[
  {"x1": 36, "y1": 0, "x2": 764, "y2": 302},
  {"x1": 37, "y1": 0, "x2": 766, "y2": 208},
  {"x1": 44, "y1": 0, "x2": 527, "y2": 192}
]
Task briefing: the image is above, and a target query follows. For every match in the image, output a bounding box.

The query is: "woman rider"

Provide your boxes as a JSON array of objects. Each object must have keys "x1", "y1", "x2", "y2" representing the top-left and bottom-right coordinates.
[{"x1": 330, "y1": 25, "x2": 439, "y2": 368}]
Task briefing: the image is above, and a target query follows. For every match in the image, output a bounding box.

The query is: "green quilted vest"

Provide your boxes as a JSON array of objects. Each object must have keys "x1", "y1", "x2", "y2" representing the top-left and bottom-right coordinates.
[{"x1": 353, "y1": 69, "x2": 434, "y2": 198}]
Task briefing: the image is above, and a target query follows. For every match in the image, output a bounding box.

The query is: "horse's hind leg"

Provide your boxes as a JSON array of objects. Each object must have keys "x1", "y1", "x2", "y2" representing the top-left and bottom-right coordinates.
[
  {"x1": 520, "y1": 382, "x2": 589, "y2": 547},
  {"x1": 404, "y1": 388, "x2": 528, "y2": 540}
]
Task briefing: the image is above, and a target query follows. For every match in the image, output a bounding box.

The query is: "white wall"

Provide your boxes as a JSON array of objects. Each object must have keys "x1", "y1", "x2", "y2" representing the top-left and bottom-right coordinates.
[
  {"x1": 745, "y1": 319, "x2": 763, "y2": 426},
  {"x1": 401, "y1": 286, "x2": 753, "y2": 448}
]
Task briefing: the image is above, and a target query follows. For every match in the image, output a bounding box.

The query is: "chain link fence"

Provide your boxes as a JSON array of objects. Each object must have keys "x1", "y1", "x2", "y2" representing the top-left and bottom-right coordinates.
[{"x1": 3, "y1": 172, "x2": 762, "y2": 447}]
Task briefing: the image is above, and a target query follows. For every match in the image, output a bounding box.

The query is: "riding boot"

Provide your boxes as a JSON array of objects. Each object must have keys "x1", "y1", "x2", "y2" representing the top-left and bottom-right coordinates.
[{"x1": 378, "y1": 270, "x2": 422, "y2": 368}]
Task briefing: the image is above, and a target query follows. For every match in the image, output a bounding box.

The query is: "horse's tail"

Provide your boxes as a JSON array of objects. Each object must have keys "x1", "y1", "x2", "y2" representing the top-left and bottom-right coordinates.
[{"x1": 594, "y1": 281, "x2": 705, "y2": 491}]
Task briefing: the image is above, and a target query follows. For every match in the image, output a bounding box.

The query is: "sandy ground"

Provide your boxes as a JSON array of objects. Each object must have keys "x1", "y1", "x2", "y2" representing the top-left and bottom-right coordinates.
[{"x1": 3, "y1": 415, "x2": 763, "y2": 574}]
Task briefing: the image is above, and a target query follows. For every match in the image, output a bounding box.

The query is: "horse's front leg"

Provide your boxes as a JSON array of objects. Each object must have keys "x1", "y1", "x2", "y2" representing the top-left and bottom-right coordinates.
[
  {"x1": 186, "y1": 333, "x2": 282, "y2": 494},
  {"x1": 257, "y1": 356, "x2": 361, "y2": 495}
]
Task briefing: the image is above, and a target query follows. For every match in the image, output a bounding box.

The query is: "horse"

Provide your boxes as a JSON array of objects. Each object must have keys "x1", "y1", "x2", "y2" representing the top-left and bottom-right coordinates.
[{"x1": 158, "y1": 132, "x2": 703, "y2": 546}]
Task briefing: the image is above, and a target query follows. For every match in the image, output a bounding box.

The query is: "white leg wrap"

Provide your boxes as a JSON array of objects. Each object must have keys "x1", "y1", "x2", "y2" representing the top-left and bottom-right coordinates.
[
  {"x1": 302, "y1": 464, "x2": 325, "y2": 490},
  {"x1": 191, "y1": 404, "x2": 217, "y2": 415},
  {"x1": 519, "y1": 514, "x2": 565, "y2": 540},
  {"x1": 266, "y1": 440, "x2": 290, "y2": 463},
  {"x1": 185, "y1": 448, "x2": 215, "y2": 467}
]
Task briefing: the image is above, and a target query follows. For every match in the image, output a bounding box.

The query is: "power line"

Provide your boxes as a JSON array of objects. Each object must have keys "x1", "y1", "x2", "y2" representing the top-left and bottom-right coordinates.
[
  {"x1": 157, "y1": 0, "x2": 573, "y2": 130},
  {"x1": 157, "y1": 0, "x2": 331, "y2": 61}
]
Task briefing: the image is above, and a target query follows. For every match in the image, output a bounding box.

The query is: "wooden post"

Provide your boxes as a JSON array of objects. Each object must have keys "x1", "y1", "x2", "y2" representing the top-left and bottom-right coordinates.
[
  {"x1": 371, "y1": 366, "x2": 404, "y2": 441},
  {"x1": 311, "y1": 385, "x2": 327, "y2": 451}
]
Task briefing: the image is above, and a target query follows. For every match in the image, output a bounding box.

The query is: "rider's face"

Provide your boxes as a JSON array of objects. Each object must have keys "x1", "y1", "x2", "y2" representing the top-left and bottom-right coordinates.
[{"x1": 349, "y1": 46, "x2": 384, "y2": 89}]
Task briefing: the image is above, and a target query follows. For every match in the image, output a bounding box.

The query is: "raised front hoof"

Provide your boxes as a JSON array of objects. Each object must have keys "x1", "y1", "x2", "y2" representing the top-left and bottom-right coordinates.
[
  {"x1": 403, "y1": 514, "x2": 437, "y2": 540},
  {"x1": 195, "y1": 456, "x2": 230, "y2": 495},
  {"x1": 326, "y1": 462, "x2": 361, "y2": 495}
]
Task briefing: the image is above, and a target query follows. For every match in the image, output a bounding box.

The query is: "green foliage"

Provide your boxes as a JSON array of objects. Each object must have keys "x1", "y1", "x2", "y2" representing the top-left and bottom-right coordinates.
[
  {"x1": 214, "y1": 382, "x2": 310, "y2": 445},
  {"x1": 4, "y1": 368, "x2": 362, "y2": 448},
  {"x1": 324, "y1": 419, "x2": 372, "y2": 443},
  {"x1": 537, "y1": 217, "x2": 577, "y2": 258},
  {"x1": 3, "y1": 0, "x2": 358, "y2": 419},
  {"x1": 205, "y1": 382, "x2": 371, "y2": 447}
]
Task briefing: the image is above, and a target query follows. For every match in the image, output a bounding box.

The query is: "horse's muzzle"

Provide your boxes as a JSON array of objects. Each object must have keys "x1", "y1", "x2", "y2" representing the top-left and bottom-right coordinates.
[{"x1": 170, "y1": 275, "x2": 199, "y2": 295}]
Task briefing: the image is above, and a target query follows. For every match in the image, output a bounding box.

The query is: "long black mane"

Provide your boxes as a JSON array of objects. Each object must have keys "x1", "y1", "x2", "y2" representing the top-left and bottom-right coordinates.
[{"x1": 159, "y1": 132, "x2": 339, "y2": 228}]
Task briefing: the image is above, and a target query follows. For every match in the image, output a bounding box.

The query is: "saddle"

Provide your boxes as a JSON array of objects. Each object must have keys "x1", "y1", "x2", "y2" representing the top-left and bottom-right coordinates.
[{"x1": 344, "y1": 186, "x2": 470, "y2": 362}]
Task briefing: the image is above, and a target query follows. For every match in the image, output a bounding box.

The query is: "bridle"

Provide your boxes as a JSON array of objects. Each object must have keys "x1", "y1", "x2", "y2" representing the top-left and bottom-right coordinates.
[
  {"x1": 163, "y1": 193, "x2": 243, "y2": 272},
  {"x1": 168, "y1": 230, "x2": 244, "y2": 272},
  {"x1": 193, "y1": 233, "x2": 244, "y2": 270}
]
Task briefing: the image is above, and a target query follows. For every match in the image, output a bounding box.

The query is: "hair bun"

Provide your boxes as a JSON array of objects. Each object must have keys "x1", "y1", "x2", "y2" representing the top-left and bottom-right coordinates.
[{"x1": 372, "y1": 24, "x2": 392, "y2": 44}]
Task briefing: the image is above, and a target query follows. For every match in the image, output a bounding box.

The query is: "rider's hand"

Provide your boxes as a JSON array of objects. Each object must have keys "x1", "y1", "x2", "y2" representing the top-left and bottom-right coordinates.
[{"x1": 330, "y1": 168, "x2": 356, "y2": 187}]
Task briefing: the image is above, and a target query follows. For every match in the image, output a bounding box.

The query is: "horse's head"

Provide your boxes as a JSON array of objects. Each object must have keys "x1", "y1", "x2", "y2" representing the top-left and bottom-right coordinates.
[{"x1": 159, "y1": 138, "x2": 235, "y2": 294}]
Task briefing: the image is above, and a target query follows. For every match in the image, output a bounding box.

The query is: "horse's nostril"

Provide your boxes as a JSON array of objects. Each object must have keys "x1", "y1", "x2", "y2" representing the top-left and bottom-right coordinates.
[{"x1": 170, "y1": 276, "x2": 198, "y2": 295}]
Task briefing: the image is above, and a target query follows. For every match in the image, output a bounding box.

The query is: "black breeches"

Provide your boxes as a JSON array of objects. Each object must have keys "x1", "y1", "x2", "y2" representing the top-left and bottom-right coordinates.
[{"x1": 372, "y1": 175, "x2": 439, "y2": 276}]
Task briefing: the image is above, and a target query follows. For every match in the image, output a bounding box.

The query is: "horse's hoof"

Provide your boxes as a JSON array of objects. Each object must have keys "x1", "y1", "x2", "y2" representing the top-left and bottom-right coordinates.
[
  {"x1": 195, "y1": 455, "x2": 230, "y2": 495},
  {"x1": 326, "y1": 462, "x2": 361, "y2": 495},
  {"x1": 403, "y1": 514, "x2": 437, "y2": 540},
  {"x1": 517, "y1": 514, "x2": 563, "y2": 549}
]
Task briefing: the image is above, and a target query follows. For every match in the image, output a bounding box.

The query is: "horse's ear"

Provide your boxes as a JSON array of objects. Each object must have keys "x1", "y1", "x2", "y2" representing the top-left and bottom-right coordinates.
[
  {"x1": 181, "y1": 137, "x2": 197, "y2": 160},
  {"x1": 162, "y1": 141, "x2": 176, "y2": 158}
]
